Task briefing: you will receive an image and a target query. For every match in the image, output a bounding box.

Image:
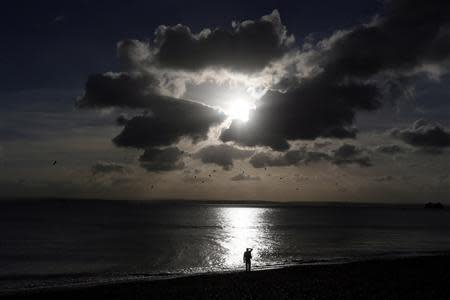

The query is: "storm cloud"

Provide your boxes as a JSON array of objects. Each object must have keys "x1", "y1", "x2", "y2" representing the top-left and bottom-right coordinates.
[
  {"x1": 139, "y1": 147, "x2": 185, "y2": 172},
  {"x1": 221, "y1": 0, "x2": 450, "y2": 150},
  {"x1": 249, "y1": 144, "x2": 371, "y2": 168},
  {"x1": 249, "y1": 152, "x2": 290, "y2": 168},
  {"x1": 332, "y1": 144, "x2": 372, "y2": 167},
  {"x1": 193, "y1": 144, "x2": 254, "y2": 170},
  {"x1": 249, "y1": 149, "x2": 331, "y2": 168},
  {"x1": 118, "y1": 10, "x2": 294, "y2": 73},
  {"x1": 77, "y1": 72, "x2": 226, "y2": 149},
  {"x1": 391, "y1": 119, "x2": 450, "y2": 149},
  {"x1": 220, "y1": 80, "x2": 373, "y2": 150},
  {"x1": 77, "y1": 72, "x2": 160, "y2": 109},
  {"x1": 77, "y1": 0, "x2": 450, "y2": 174},
  {"x1": 375, "y1": 144, "x2": 405, "y2": 154},
  {"x1": 113, "y1": 106, "x2": 224, "y2": 149}
]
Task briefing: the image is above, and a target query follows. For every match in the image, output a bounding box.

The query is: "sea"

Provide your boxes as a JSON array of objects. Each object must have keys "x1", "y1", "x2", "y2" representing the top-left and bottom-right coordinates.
[{"x1": 1, "y1": 199, "x2": 450, "y2": 292}]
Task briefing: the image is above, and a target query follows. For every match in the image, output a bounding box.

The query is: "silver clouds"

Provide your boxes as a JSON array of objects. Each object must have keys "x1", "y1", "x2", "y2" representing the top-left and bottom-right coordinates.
[{"x1": 117, "y1": 10, "x2": 294, "y2": 73}]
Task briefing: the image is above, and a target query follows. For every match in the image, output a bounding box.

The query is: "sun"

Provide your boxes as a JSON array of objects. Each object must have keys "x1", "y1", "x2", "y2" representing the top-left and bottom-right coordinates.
[{"x1": 226, "y1": 98, "x2": 252, "y2": 122}]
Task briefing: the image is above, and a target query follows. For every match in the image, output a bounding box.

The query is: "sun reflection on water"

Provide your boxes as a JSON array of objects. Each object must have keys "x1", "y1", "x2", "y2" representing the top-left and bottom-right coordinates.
[{"x1": 218, "y1": 207, "x2": 270, "y2": 269}]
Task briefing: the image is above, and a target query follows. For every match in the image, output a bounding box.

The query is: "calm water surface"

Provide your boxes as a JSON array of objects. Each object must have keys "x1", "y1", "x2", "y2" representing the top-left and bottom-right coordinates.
[{"x1": 1, "y1": 200, "x2": 450, "y2": 289}]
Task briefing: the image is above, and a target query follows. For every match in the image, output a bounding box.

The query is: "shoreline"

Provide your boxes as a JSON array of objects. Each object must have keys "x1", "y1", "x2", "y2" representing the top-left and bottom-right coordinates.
[
  {"x1": 1, "y1": 251, "x2": 447, "y2": 294},
  {"x1": 3, "y1": 253, "x2": 450, "y2": 299}
]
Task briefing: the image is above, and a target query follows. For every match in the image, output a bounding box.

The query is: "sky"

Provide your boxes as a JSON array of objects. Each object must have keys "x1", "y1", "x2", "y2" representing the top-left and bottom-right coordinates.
[{"x1": 0, "y1": 0, "x2": 449, "y2": 202}]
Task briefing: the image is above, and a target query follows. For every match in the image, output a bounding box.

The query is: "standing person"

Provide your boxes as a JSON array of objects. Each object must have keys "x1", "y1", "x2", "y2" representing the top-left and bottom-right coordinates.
[{"x1": 243, "y1": 248, "x2": 253, "y2": 271}]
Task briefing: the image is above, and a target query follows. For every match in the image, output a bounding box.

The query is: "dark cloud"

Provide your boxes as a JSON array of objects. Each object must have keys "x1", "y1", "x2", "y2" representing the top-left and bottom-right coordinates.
[
  {"x1": 113, "y1": 105, "x2": 224, "y2": 149},
  {"x1": 78, "y1": 0, "x2": 450, "y2": 166},
  {"x1": 305, "y1": 151, "x2": 332, "y2": 164},
  {"x1": 139, "y1": 147, "x2": 185, "y2": 172},
  {"x1": 333, "y1": 144, "x2": 362, "y2": 159},
  {"x1": 230, "y1": 174, "x2": 261, "y2": 181},
  {"x1": 249, "y1": 148, "x2": 330, "y2": 168},
  {"x1": 77, "y1": 72, "x2": 226, "y2": 149},
  {"x1": 317, "y1": 0, "x2": 450, "y2": 81},
  {"x1": 332, "y1": 144, "x2": 372, "y2": 167},
  {"x1": 313, "y1": 141, "x2": 333, "y2": 149},
  {"x1": 391, "y1": 119, "x2": 450, "y2": 149},
  {"x1": 250, "y1": 144, "x2": 371, "y2": 168},
  {"x1": 78, "y1": 74, "x2": 225, "y2": 149},
  {"x1": 333, "y1": 156, "x2": 371, "y2": 167},
  {"x1": 220, "y1": 70, "x2": 378, "y2": 151},
  {"x1": 221, "y1": 0, "x2": 450, "y2": 150},
  {"x1": 193, "y1": 144, "x2": 254, "y2": 170},
  {"x1": 76, "y1": 73, "x2": 159, "y2": 109},
  {"x1": 118, "y1": 10, "x2": 294, "y2": 73},
  {"x1": 116, "y1": 115, "x2": 129, "y2": 126},
  {"x1": 375, "y1": 144, "x2": 405, "y2": 154},
  {"x1": 91, "y1": 162, "x2": 127, "y2": 175},
  {"x1": 249, "y1": 152, "x2": 290, "y2": 168}
]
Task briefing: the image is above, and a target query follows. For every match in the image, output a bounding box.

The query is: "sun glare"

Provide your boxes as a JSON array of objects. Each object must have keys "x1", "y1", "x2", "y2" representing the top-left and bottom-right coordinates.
[
  {"x1": 226, "y1": 98, "x2": 252, "y2": 122},
  {"x1": 218, "y1": 207, "x2": 270, "y2": 268}
]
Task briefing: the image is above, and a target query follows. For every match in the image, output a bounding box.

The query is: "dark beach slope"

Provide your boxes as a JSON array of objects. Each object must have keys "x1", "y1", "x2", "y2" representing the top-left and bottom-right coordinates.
[{"x1": 3, "y1": 255, "x2": 450, "y2": 300}]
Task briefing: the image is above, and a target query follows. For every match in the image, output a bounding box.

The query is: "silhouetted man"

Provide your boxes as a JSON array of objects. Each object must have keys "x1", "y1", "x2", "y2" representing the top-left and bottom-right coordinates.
[{"x1": 243, "y1": 248, "x2": 253, "y2": 271}]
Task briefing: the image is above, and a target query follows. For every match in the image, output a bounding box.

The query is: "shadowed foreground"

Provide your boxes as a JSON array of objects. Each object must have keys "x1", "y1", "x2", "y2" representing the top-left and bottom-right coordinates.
[{"x1": 3, "y1": 255, "x2": 450, "y2": 300}]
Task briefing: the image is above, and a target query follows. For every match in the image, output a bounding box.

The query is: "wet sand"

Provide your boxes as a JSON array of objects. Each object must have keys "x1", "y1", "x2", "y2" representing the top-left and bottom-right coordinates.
[{"x1": 2, "y1": 255, "x2": 450, "y2": 300}]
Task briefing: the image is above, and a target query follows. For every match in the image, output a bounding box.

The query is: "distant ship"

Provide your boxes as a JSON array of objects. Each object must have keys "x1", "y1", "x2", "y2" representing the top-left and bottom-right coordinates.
[{"x1": 424, "y1": 202, "x2": 444, "y2": 210}]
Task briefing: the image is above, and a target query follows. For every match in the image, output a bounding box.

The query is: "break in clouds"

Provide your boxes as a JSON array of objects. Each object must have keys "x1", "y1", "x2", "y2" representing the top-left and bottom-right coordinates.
[{"x1": 77, "y1": 0, "x2": 450, "y2": 173}]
